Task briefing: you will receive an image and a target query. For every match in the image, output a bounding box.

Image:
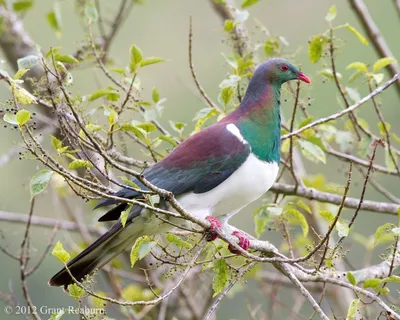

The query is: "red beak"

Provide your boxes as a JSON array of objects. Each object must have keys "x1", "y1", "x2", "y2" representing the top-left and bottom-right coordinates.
[{"x1": 296, "y1": 72, "x2": 311, "y2": 84}]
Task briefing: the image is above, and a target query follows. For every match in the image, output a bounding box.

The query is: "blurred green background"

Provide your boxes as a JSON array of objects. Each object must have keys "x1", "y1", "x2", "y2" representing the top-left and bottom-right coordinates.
[{"x1": 0, "y1": 0, "x2": 399, "y2": 319}]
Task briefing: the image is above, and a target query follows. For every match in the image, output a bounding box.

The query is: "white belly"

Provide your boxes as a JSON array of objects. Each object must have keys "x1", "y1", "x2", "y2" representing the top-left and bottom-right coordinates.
[{"x1": 176, "y1": 154, "x2": 279, "y2": 222}]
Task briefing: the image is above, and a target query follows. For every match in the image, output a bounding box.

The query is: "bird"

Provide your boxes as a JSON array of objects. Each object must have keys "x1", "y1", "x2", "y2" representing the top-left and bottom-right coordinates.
[{"x1": 49, "y1": 58, "x2": 310, "y2": 287}]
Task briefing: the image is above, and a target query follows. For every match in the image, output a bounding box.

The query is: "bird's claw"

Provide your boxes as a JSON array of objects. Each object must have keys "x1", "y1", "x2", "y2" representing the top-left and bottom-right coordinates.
[
  {"x1": 228, "y1": 231, "x2": 250, "y2": 255},
  {"x1": 205, "y1": 216, "x2": 222, "y2": 241}
]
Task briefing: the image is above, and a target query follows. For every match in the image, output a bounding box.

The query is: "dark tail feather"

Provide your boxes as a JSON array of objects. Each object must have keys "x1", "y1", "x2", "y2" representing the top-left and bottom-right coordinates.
[
  {"x1": 49, "y1": 219, "x2": 136, "y2": 287},
  {"x1": 98, "y1": 203, "x2": 127, "y2": 222}
]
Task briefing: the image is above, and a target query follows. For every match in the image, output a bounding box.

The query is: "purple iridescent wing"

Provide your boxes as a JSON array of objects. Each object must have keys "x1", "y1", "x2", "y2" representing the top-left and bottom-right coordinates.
[{"x1": 96, "y1": 122, "x2": 250, "y2": 221}]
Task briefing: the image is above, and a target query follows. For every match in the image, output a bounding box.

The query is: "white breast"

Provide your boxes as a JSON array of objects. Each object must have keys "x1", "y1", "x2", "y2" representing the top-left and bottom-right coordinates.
[{"x1": 176, "y1": 154, "x2": 279, "y2": 223}]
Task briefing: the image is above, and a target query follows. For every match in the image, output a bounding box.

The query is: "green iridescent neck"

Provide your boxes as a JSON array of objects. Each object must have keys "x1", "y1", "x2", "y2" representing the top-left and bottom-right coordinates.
[{"x1": 236, "y1": 84, "x2": 281, "y2": 163}]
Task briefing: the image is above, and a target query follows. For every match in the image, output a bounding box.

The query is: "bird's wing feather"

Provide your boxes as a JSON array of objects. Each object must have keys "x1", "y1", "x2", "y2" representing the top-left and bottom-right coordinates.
[{"x1": 96, "y1": 122, "x2": 250, "y2": 220}]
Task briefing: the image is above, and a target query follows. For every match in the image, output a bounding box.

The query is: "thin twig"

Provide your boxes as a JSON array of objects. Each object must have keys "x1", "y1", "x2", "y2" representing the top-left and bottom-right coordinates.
[
  {"x1": 19, "y1": 199, "x2": 41, "y2": 320},
  {"x1": 189, "y1": 17, "x2": 222, "y2": 113},
  {"x1": 281, "y1": 263, "x2": 329, "y2": 320}
]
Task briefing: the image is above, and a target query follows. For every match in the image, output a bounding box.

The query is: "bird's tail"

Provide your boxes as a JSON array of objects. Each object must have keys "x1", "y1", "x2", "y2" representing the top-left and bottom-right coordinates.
[{"x1": 49, "y1": 209, "x2": 145, "y2": 287}]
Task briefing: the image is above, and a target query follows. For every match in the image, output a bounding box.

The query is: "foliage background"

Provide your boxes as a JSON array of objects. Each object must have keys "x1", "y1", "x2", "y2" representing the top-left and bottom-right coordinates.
[{"x1": 0, "y1": 0, "x2": 398, "y2": 319}]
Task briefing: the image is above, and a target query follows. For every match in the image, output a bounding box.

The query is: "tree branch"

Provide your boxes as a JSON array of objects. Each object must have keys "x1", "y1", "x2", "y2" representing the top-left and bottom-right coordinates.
[
  {"x1": 282, "y1": 72, "x2": 400, "y2": 140},
  {"x1": 349, "y1": 0, "x2": 400, "y2": 96}
]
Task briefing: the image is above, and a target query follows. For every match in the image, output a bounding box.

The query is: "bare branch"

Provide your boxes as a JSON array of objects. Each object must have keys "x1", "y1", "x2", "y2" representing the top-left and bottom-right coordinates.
[{"x1": 270, "y1": 182, "x2": 399, "y2": 215}]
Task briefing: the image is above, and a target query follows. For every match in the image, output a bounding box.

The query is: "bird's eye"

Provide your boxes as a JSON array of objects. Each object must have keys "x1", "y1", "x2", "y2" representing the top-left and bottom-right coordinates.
[{"x1": 281, "y1": 65, "x2": 289, "y2": 72}]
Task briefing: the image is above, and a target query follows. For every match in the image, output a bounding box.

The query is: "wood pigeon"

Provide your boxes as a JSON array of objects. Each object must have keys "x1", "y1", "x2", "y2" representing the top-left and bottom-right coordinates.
[{"x1": 49, "y1": 58, "x2": 310, "y2": 287}]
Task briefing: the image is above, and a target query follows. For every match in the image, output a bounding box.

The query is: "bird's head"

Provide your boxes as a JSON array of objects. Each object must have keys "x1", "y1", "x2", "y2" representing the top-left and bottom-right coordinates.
[{"x1": 258, "y1": 58, "x2": 311, "y2": 85}]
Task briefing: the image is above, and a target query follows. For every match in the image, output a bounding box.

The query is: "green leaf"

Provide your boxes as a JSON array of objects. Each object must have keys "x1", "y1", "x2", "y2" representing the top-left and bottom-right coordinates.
[
  {"x1": 373, "y1": 57, "x2": 397, "y2": 73},
  {"x1": 253, "y1": 205, "x2": 278, "y2": 237},
  {"x1": 140, "y1": 57, "x2": 165, "y2": 67},
  {"x1": 67, "y1": 283, "x2": 85, "y2": 300},
  {"x1": 45, "y1": 47, "x2": 61, "y2": 60},
  {"x1": 264, "y1": 39, "x2": 280, "y2": 57},
  {"x1": 220, "y1": 86, "x2": 235, "y2": 106},
  {"x1": 166, "y1": 233, "x2": 192, "y2": 249},
  {"x1": 85, "y1": 124, "x2": 102, "y2": 133},
  {"x1": 88, "y1": 87, "x2": 120, "y2": 102},
  {"x1": 377, "y1": 122, "x2": 391, "y2": 135},
  {"x1": 55, "y1": 54, "x2": 79, "y2": 65},
  {"x1": 374, "y1": 223, "x2": 394, "y2": 244},
  {"x1": 381, "y1": 275, "x2": 400, "y2": 283},
  {"x1": 296, "y1": 200, "x2": 312, "y2": 214},
  {"x1": 346, "y1": 24, "x2": 368, "y2": 45},
  {"x1": 325, "y1": 5, "x2": 336, "y2": 22},
  {"x1": 130, "y1": 236, "x2": 156, "y2": 267},
  {"x1": 69, "y1": 159, "x2": 93, "y2": 170},
  {"x1": 298, "y1": 117, "x2": 314, "y2": 129},
  {"x1": 3, "y1": 113, "x2": 18, "y2": 125},
  {"x1": 107, "y1": 109, "x2": 118, "y2": 126},
  {"x1": 121, "y1": 123, "x2": 147, "y2": 140},
  {"x1": 336, "y1": 219, "x2": 349, "y2": 237},
  {"x1": 129, "y1": 44, "x2": 143, "y2": 73},
  {"x1": 241, "y1": 0, "x2": 260, "y2": 8},
  {"x1": 30, "y1": 170, "x2": 53, "y2": 199},
  {"x1": 345, "y1": 299, "x2": 359, "y2": 320},
  {"x1": 51, "y1": 135, "x2": 63, "y2": 150},
  {"x1": 193, "y1": 108, "x2": 218, "y2": 132},
  {"x1": 363, "y1": 278, "x2": 381, "y2": 288},
  {"x1": 120, "y1": 176, "x2": 140, "y2": 189},
  {"x1": 152, "y1": 87, "x2": 160, "y2": 103},
  {"x1": 13, "y1": 0, "x2": 33, "y2": 12},
  {"x1": 319, "y1": 211, "x2": 335, "y2": 223},
  {"x1": 212, "y1": 259, "x2": 228, "y2": 296},
  {"x1": 347, "y1": 272, "x2": 356, "y2": 285},
  {"x1": 17, "y1": 55, "x2": 39, "y2": 70},
  {"x1": 121, "y1": 204, "x2": 132, "y2": 228},
  {"x1": 15, "y1": 109, "x2": 31, "y2": 126},
  {"x1": 14, "y1": 68, "x2": 29, "y2": 80},
  {"x1": 136, "y1": 122, "x2": 157, "y2": 133},
  {"x1": 385, "y1": 147, "x2": 398, "y2": 172},
  {"x1": 297, "y1": 139, "x2": 326, "y2": 164},
  {"x1": 224, "y1": 20, "x2": 234, "y2": 32},
  {"x1": 308, "y1": 35, "x2": 328, "y2": 64},
  {"x1": 47, "y1": 9, "x2": 62, "y2": 38},
  {"x1": 11, "y1": 83, "x2": 37, "y2": 105},
  {"x1": 346, "y1": 61, "x2": 368, "y2": 73},
  {"x1": 84, "y1": 1, "x2": 98, "y2": 22},
  {"x1": 157, "y1": 135, "x2": 178, "y2": 147},
  {"x1": 253, "y1": 208, "x2": 269, "y2": 237},
  {"x1": 349, "y1": 70, "x2": 363, "y2": 83},
  {"x1": 285, "y1": 208, "x2": 309, "y2": 236},
  {"x1": 52, "y1": 241, "x2": 70, "y2": 263},
  {"x1": 169, "y1": 120, "x2": 186, "y2": 133}
]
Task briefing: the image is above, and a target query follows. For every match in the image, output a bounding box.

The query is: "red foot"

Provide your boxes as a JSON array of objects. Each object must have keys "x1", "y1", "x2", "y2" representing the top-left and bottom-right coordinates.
[
  {"x1": 205, "y1": 216, "x2": 222, "y2": 241},
  {"x1": 228, "y1": 231, "x2": 250, "y2": 255}
]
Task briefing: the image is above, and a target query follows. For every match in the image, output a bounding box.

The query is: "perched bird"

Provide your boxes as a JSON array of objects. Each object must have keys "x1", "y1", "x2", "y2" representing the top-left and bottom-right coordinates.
[{"x1": 49, "y1": 58, "x2": 310, "y2": 287}]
